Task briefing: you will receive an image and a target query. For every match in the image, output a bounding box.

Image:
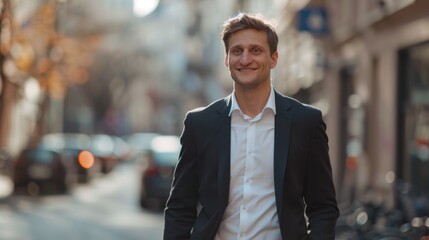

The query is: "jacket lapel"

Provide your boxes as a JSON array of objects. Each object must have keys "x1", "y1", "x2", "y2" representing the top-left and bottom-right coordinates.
[
  {"x1": 274, "y1": 92, "x2": 292, "y2": 216},
  {"x1": 213, "y1": 92, "x2": 292, "y2": 214},
  {"x1": 215, "y1": 96, "x2": 232, "y2": 211}
]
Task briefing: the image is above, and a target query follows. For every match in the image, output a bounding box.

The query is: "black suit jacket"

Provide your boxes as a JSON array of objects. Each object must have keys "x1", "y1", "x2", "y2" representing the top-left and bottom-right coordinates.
[{"x1": 164, "y1": 91, "x2": 339, "y2": 240}]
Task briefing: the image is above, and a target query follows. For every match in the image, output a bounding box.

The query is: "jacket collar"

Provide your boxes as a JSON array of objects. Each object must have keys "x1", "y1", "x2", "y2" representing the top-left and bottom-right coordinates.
[
  {"x1": 216, "y1": 90, "x2": 292, "y2": 115},
  {"x1": 273, "y1": 90, "x2": 292, "y2": 218},
  {"x1": 216, "y1": 97, "x2": 231, "y2": 211}
]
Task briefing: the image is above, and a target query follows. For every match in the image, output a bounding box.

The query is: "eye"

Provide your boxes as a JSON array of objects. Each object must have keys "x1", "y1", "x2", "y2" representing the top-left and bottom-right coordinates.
[
  {"x1": 231, "y1": 48, "x2": 242, "y2": 55},
  {"x1": 252, "y1": 48, "x2": 262, "y2": 54}
]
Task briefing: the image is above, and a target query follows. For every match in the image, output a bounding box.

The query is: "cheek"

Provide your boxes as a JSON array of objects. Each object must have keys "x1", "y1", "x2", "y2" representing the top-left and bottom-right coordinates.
[{"x1": 226, "y1": 58, "x2": 237, "y2": 69}]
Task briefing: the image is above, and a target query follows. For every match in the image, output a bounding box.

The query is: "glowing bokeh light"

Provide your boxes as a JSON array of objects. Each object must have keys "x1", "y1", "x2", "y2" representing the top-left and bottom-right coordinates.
[
  {"x1": 133, "y1": 0, "x2": 159, "y2": 17},
  {"x1": 78, "y1": 150, "x2": 95, "y2": 169}
]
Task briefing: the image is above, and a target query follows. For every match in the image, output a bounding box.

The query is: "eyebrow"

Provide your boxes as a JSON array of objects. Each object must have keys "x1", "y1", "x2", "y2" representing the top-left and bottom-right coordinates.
[{"x1": 229, "y1": 43, "x2": 265, "y2": 50}]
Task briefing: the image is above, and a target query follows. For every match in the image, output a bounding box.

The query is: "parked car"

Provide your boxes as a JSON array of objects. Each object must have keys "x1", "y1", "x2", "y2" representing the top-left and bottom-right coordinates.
[
  {"x1": 139, "y1": 135, "x2": 180, "y2": 210},
  {"x1": 112, "y1": 136, "x2": 132, "y2": 163},
  {"x1": 41, "y1": 133, "x2": 100, "y2": 183},
  {"x1": 13, "y1": 147, "x2": 77, "y2": 195},
  {"x1": 123, "y1": 132, "x2": 160, "y2": 162},
  {"x1": 90, "y1": 134, "x2": 118, "y2": 173}
]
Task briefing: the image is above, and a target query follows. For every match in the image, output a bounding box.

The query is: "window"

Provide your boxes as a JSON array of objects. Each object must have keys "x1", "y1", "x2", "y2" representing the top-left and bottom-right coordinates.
[{"x1": 397, "y1": 42, "x2": 429, "y2": 199}]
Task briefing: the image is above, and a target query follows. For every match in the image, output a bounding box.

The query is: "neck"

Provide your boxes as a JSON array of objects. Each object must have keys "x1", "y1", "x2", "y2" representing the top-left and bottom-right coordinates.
[{"x1": 234, "y1": 83, "x2": 271, "y2": 118}]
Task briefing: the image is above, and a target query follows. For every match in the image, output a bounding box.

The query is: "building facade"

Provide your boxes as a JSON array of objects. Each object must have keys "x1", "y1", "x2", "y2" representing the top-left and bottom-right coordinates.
[
  {"x1": 241, "y1": 0, "x2": 429, "y2": 207},
  {"x1": 324, "y1": 0, "x2": 429, "y2": 207}
]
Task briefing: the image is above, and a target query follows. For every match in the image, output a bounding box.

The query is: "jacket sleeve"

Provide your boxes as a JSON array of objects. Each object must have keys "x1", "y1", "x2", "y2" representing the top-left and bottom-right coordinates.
[
  {"x1": 304, "y1": 110, "x2": 339, "y2": 240},
  {"x1": 164, "y1": 112, "x2": 199, "y2": 240}
]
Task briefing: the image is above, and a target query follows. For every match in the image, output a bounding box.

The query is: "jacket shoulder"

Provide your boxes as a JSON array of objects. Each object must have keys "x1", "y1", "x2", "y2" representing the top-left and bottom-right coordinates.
[
  {"x1": 182, "y1": 97, "x2": 230, "y2": 137},
  {"x1": 187, "y1": 96, "x2": 230, "y2": 116},
  {"x1": 276, "y1": 92, "x2": 321, "y2": 114},
  {"x1": 275, "y1": 92, "x2": 323, "y2": 124}
]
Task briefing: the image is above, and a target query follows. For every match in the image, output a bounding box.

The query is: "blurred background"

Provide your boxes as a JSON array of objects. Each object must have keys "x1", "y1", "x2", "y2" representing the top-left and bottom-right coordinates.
[{"x1": 0, "y1": 0, "x2": 429, "y2": 239}]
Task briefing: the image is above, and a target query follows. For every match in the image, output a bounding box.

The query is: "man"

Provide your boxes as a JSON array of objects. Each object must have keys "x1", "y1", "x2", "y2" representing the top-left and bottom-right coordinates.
[{"x1": 164, "y1": 12, "x2": 339, "y2": 240}]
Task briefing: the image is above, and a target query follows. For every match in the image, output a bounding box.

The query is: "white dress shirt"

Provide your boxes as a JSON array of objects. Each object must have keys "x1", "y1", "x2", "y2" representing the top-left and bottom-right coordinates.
[{"x1": 215, "y1": 87, "x2": 281, "y2": 240}]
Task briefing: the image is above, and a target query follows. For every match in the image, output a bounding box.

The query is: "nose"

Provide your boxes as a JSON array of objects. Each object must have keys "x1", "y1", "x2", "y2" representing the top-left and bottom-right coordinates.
[{"x1": 240, "y1": 50, "x2": 251, "y2": 65}]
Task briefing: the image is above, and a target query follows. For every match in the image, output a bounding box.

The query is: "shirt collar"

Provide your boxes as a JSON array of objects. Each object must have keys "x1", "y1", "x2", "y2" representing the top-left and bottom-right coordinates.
[{"x1": 229, "y1": 86, "x2": 277, "y2": 116}]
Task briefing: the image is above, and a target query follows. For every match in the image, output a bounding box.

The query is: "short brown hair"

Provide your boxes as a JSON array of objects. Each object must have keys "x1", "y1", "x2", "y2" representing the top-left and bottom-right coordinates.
[{"x1": 221, "y1": 12, "x2": 279, "y2": 55}]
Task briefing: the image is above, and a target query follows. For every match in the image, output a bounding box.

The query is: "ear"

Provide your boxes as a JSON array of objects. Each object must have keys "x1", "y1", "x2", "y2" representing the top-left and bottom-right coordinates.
[
  {"x1": 270, "y1": 51, "x2": 278, "y2": 68},
  {"x1": 224, "y1": 53, "x2": 229, "y2": 68}
]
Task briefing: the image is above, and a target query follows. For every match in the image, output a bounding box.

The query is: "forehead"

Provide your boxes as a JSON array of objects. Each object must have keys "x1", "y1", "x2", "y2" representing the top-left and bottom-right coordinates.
[{"x1": 228, "y1": 29, "x2": 269, "y2": 49}]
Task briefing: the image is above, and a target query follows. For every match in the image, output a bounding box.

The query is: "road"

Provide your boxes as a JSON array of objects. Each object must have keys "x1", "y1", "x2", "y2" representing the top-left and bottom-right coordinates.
[{"x1": 0, "y1": 162, "x2": 164, "y2": 240}]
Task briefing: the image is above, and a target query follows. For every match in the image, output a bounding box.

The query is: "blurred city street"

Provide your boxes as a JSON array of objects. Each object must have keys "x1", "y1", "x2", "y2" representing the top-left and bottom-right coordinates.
[
  {"x1": 0, "y1": 162, "x2": 164, "y2": 240},
  {"x1": 0, "y1": 0, "x2": 429, "y2": 239}
]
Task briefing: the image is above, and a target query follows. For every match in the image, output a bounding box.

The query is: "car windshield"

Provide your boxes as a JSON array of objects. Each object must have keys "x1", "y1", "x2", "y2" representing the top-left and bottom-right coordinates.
[
  {"x1": 150, "y1": 135, "x2": 180, "y2": 166},
  {"x1": 24, "y1": 150, "x2": 56, "y2": 163},
  {"x1": 152, "y1": 150, "x2": 179, "y2": 166},
  {"x1": 41, "y1": 133, "x2": 91, "y2": 151}
]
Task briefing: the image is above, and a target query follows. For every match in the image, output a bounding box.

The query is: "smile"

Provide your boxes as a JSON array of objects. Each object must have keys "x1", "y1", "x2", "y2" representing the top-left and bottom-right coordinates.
[{"x1": 238, "y1": 68, "x2": 255, "y2": 72}]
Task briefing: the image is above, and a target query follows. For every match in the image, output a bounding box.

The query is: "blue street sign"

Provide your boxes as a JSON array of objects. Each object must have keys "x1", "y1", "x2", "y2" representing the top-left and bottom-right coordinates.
[{"x1": 297, "y1": 7, "x2": 329, "y2": 34}]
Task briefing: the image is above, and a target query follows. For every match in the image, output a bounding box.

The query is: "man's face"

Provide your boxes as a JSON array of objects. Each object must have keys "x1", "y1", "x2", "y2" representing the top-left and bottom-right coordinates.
[{"x1": 225, "y1": 29, "x2": 278, "y2": 90}]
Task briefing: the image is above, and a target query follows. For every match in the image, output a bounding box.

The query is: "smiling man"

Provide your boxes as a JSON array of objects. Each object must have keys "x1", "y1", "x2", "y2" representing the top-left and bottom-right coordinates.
[{"x1": 163, "y1": 12, "x2": 339, "y2": 240}]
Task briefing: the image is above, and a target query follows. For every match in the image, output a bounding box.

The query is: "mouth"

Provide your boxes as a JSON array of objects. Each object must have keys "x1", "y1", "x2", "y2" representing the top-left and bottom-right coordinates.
[{"x1": 238, "y1": 68, "x2": 256, "y2": 72}]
